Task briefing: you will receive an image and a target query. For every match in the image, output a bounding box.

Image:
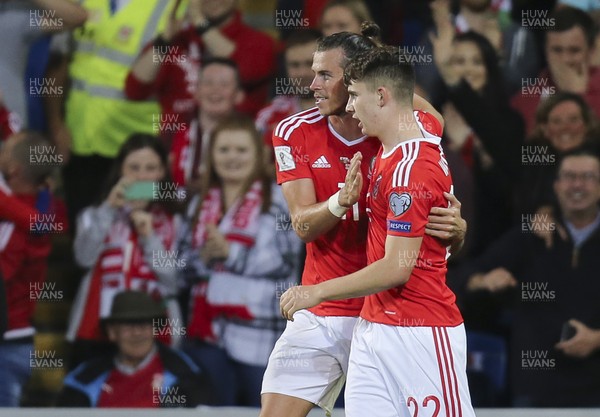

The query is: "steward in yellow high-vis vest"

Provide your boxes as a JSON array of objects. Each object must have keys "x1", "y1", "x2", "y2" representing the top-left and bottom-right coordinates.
[{"x1": 66, "y1": 0, "x2": 184, "y2": 158}]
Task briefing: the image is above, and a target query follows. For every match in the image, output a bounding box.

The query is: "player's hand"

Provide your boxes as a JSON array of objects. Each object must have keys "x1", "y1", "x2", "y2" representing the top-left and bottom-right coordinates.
[
  {"x1": 426, "y1": 192, "x2": 466, "y2": 245},
  {"x1": 280, "y1": 285, "x2": 322, "y2": 321},
  {"x1": 338, "y1": 152, "x2": 363, "y2": 208},
  {"x1": 556, "y1": 319, "x2": 600, "y2": 359}
]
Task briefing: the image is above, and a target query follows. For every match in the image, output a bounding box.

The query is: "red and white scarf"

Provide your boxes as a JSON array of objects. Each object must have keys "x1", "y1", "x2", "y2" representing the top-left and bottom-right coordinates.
[
  {"x1": 193, "y1": 181, "x2": 262, "y2": 249},
  {"x1": 188, "y1": 181, "x2": 263, "y2": 342},
  {"x1": 73, "y1": 207, "x2": 178, "y2": 343}
]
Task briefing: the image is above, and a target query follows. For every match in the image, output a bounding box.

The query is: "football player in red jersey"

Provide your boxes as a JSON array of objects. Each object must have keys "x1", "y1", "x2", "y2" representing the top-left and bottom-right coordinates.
[
  {"x1": 280, "y1": 46, "x2": 476, "y2": 417},
  {"x1": 261, "y1": 25, "x2": 467, "y2": 417}
]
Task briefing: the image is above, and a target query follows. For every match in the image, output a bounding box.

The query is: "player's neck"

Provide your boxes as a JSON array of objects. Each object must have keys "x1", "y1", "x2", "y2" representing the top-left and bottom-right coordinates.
[
  {"x1": 328, "y1": 113, "x2": 365, "y2": 141},
  {"x1": 379, "y1": 110, "x2": 423, "y2": 154}
]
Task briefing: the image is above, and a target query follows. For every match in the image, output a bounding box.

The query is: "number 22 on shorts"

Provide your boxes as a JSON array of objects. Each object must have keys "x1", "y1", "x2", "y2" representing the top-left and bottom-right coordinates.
[{"x1": 407, "y1": 395, "x2": 441, "y2": 417}]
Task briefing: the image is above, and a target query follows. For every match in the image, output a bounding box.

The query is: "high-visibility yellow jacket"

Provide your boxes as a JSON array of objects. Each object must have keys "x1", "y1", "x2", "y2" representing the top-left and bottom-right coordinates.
[{"x1": 66, "y1": 0, "x2": 181, "y2": 157}]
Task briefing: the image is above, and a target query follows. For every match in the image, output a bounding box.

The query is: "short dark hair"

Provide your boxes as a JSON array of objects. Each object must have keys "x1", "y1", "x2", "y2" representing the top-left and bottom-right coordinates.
[
  {"x1": 284, "y1": 28, "x2": 322, "y2": 50},
  {"x1": 559, "y1": 147, "x2": 600, "y2": 166},
  {"x1": 344, "y1": 45, "x2": 415, "y2": 104},
  {"x1": 201, "y1": 57, "x2": 241, "y2": 87},
  {"x1": 556, "y1": 147, "x2": 600, "y2": 180},
  {"x1": 316, "y1": 21, "x2": 381, "y2": 68},
  {"x1": 548, "y1": 6, "x2": 596, "y2": 48},
  {"x1": 535, "y1": 91, "x2": 593, "y2": 127}
]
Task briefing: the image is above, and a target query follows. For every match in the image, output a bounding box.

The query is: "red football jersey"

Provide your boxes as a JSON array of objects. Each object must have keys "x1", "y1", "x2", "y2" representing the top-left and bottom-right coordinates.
[
  {"x1": 362, "y1": 112, "x2": 463, "y2": 327},
  {"x1": 97, "y1": 353, "x2": 164, "y2": 408},
  {"x1": 273, "y1": 107, "x2": 380, "y2": 316}
]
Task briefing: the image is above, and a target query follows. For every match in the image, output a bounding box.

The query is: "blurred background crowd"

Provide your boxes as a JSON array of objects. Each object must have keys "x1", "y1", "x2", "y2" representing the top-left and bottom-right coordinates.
[{"x1": 1, "y1": 0, "x2": 600, "y2": 410}]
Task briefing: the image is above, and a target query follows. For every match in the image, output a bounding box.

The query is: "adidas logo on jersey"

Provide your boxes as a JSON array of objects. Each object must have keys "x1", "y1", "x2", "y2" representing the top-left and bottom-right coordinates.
[{"x1": 311, "y1": 156, "x2": 331, "y2": 168}]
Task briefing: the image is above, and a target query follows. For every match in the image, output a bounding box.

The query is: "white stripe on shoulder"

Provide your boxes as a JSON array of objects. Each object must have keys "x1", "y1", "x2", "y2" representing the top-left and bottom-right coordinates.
[
  {"x1": 283, "y1": 113, "x2": 323, "y2": 141},
  {"x1": 275, "y1": 108, "x2": 322, "y2": 139},
  {"x1": 402, "y1": 142, "x2": 420, "y2": 187},
  {"x1": 392, "y1": 143, "x2": 410, "y2": 187},
  {"x1": 395, "y1": 142, "x2": 419, "y2": 187}
]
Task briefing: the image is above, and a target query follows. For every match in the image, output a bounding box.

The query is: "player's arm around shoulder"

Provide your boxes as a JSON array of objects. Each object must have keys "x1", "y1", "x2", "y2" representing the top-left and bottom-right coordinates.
[{"x1": 413, "y1": 93, "x2": 444, "y2": 131}]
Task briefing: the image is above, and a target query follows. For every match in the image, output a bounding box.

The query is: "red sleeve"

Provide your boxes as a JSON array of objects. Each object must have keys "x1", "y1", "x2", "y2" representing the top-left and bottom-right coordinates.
[
  {"x1": 415, "y1": 110, "x2": 442, "y2": 137},
  {"x1": 229, "y1": 30, "x2": 276, "y2": 85},
  {"x1": 386, "y1": 163, "x2": 436, "y2": 238},
  {"x1": 0, "y1": 190, "x2": 38, "y2": 232},
  {"x1": 272, "y1": 125, "x2": 311, "y2": 185},
  {"x1": 0, "y1": 105, "x2": 21, "y2": 140},
  {"x1": 124, "y1": 41, "x2": 162, "y2": 101}
]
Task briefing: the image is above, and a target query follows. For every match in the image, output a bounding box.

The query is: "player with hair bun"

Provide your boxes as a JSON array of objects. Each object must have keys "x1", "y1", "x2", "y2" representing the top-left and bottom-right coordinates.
[
  {"x1": 281, "y1": 45, "x2": 476, "y2": 417},
  {"x1": 261, "y1": 24, "x2": 467, "y2": 417}
]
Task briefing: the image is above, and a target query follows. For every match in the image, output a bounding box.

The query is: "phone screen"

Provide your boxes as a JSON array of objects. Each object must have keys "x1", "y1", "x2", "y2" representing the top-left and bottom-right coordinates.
[{"x1": 124, "y1": 181, "x2": 156, "y2": 201}]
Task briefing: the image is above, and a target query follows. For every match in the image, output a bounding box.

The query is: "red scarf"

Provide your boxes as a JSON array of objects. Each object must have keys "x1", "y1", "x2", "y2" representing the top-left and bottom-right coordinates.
[
  {"x1": 75, "y1": 207, "x2": 177, "y2": 343},
  {"x1": 188, "y1": 181, "x2": 262, "y2": 342}
]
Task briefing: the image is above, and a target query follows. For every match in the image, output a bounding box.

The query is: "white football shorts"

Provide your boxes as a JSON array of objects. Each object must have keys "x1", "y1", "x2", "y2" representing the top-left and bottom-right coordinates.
[
  {"x1": 345, "y1": 319, "x2": 476, "y2": 417},
  {"x1": 261, "y1": 310, "x2": 358, "y2": 414}
]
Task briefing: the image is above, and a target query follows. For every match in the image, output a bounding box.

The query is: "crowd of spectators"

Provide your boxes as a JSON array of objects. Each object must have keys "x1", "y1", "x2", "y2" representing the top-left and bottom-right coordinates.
[{"x1": 1, "y1": 0, "x2": 600, "y2": 409}]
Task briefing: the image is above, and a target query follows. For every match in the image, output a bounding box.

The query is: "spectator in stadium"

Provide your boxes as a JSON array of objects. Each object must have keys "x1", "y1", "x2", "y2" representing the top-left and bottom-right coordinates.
[
  {"x1": 319, "y1": 0, "x2": 373, "y2": 37},
  {"x1": 255, "y1": 29, "x2": 320, "y2": 152},
  {"x1": 128, "y1": 0, "x2": 275, "y2": 118},
  {"x1": 419, "y1": 0, "x2": 540, "y2": 103},
  {"x1": 125, "y1": 0, "x2": 277, "y2": 141},
  {"x1": 431, "y1": 30, "x2": 524, "y2": 255},
  {"x1": 178, "y1": 115, "x2": 302, "y2": 406},
  {"x1": 47, "y1": 0, "x2": 185, "y2": 229},
  {"x1": 0, "y1": 0, "x2": 87, "y2": 127},
  {"x1": 463, "y1": 149, "x2": 600, "y2": 407},
  {"x1": 0, "y1": 131, "x2": 65, "y2": 406},
  {"x1": 557, "y1": 0, "x2": 600, "y2": 67},
  {"x1": 518, "y1": 92, "x2": 600, "y2": 216},
  {"x1": 170, "y1": 58, "x2": 244, "y2": 186},
  {"x1": 58, "y1": 290, "x2": 213, "y2": 407},
  {"x1": 66, "y1": 133, "x2": 184, "y2": 367},
  {"x1": 511, "y1": 6, "x2": 600, "y2": 135}
]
